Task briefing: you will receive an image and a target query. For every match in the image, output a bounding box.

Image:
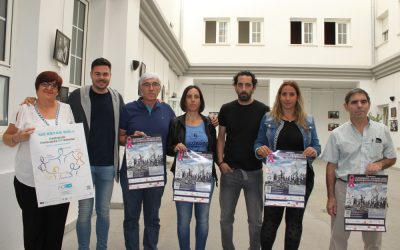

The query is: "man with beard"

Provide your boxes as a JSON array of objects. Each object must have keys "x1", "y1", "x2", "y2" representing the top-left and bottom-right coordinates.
[
  {"x1": 217, "y1": 71, "x2": 270, "y2": 250},
  {"x1": 68, "y1": 57, "x2": 124, "y2": 250}
]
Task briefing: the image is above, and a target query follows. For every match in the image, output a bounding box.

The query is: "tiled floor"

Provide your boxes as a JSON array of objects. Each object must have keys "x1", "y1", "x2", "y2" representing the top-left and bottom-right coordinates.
[{"x1": 62, "y1": 159, "x2": 400, "y2": 249}]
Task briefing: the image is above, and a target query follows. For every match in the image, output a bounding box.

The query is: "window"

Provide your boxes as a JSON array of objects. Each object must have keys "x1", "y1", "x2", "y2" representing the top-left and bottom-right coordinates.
[
  {"x1": 0, "y1": 75, "x2": 9, "y2": 126},
  {"x1": 290, "y1": 20, "x2": 316, "y2": 45},
  {"x1": 204, "y1": 19, "x2": 229, "y2": 44},
  {"x1": 70, "y1": 0, "x2": 88, "y2": 86},
  {"x1": 0, "y1": 0, "x2": 12, "y2": 64},
  {"x1": 324, "y1": 20, "x2": 350, "y2": 45},
  {"x1": 377, "y1": 11, "x2": 389, "y2": 44},
  {"x1": 0, "y1": 0, "x2": 12, "y2": 126},
  {"x1": 238, "y1": 19, "x2": 263, "y2": 44},
  {"x1": 381, "y1": 16, "x2": 388, "y2": 42}
]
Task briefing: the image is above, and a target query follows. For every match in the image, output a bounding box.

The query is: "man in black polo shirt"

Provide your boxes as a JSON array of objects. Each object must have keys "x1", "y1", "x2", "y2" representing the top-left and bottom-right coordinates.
[{"x1": 217, "y1": 71, "x2": 270, "y2": 250}]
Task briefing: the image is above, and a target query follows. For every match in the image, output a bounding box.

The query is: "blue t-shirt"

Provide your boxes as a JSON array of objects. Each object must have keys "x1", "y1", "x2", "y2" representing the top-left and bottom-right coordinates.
[
  {"x1": 185, "y1": 122, "x2": 208, "y2": 152},
  {"x1": 119, "y1": 98, "x2": 176, "y2": 171}
]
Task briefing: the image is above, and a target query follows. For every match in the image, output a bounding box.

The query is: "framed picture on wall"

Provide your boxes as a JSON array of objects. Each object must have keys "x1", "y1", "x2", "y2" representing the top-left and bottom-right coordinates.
[
  {"x1": 390, "y1": 107, "x2": 397, "y2": 118},
  {"x1": 53, "y1": 29, "x2": 71, "y2": 65},
  {"x1": 161, "y1": 85, "x2": 165, "y2": 101},
  {"x1": 328, "y1": 123, "x2": 339, "y2": 131},
  {"x1": 328, "y1": 111, "x2": 339, "y2": 119},
  {"x1": 56, "y1": 86, "x2": 69, "y2": 103},
  {"x1": 390, "y1": 120, "x2": 398, "y2": 132},
  {"x1": 140, "y1": 62, "x2": 146, "y2": 77}
]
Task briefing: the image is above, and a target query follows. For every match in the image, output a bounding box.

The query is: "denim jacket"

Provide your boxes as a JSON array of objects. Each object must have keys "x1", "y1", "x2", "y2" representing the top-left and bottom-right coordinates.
[{"x1": 254, "y1": 113, "x2": 321, "y2": 167}]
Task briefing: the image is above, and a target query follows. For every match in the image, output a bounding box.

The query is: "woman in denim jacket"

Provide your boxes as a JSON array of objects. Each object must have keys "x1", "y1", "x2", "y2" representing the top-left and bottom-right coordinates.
[{"x1": 254, "y1": 81, "x2": 321, "y2": 250}]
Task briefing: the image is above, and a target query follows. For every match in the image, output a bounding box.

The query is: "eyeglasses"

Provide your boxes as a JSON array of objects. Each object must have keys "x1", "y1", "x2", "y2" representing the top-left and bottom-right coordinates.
[
  {"x1": 40, "y1": 82, "x2": 58, "y2": 90},
  {"x1": 142, "y1": 82, "x2": 161, "y2": 88}
]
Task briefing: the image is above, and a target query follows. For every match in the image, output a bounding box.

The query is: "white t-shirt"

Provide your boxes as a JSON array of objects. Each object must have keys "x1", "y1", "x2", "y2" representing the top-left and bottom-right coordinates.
[{"x1": 11, "y1": 102, "x2": 75, "y2": 187}]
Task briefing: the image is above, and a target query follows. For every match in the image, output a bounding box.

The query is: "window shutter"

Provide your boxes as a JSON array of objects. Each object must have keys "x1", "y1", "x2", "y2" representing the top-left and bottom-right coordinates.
[
  {"x1": 238, "y1": 21, "x2": 249, "y2": 43},
  {"x1": 324, "y1": 22, "x2": 336, "y2": 45},
  {"x1": 290, "y1": 21, "x2": 301, "y2": 44},
  {"x1": 205, "y1": 21, "x2": 216, "y2": 43}
]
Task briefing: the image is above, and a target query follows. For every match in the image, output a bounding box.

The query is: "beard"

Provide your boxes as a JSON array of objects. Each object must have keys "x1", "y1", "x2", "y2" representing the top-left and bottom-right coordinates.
[{"x1": 238, "y1": 92, "x2": 251, "y2": 101}]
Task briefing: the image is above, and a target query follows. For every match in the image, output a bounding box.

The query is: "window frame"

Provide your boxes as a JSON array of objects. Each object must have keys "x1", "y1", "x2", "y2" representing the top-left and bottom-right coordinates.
[
  {"x1": 69, "y1": 0, "x2": 88, "y2": 86},
  {"x1": 0, "y1": 0, "x2": 13, "y2": 67},
  {"x1": 324, "y1": 19, "x2": 351, "y2": 46},
  {"x1": 0, "y1": 0, "x2": 13, "y2": 130},
  {"x1": 376, "y1": 10, "x2": 389, "y2": 45},
  {"x1": 290, "y1": 18, "x2": 317, "y2": 45},
  {"x1": 237, "y1": 18, "x2": 263, "y2": 45},
  {"x1": 0, "y1": 74, "x2": 9, "y2": 127},
  {"x1": 204, "y1": 18, "x2": 230, "y2": 45},
  {"x1": 381, "y1": 15, "x2": 389, "y2": 42}
]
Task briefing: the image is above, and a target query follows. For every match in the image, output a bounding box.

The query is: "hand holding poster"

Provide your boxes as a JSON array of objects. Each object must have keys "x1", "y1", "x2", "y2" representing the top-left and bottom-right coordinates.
[
  {"x1": 29, "y1": 123, "x2": 94, "y2": 207},
  {"x1": 344, "y1": 174, "x2": 388, "y2": 232},
  {"x1": 173, "y1": 151, "x2": 213, "y2": 203},
  {"x1": 125, "y1": 136, "x2": 164, "y2": 189},
  {"x1": 264, "y1": 150, "x2": 307, "y2": 208}
]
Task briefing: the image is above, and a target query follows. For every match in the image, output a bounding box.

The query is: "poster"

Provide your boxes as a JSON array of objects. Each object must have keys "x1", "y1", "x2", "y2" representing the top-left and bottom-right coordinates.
[
  {"x1": 264, "y1": 150, "x2": 307, "y2": 208},
  {"x1": 125, "y1": 136, "x2": 164, "y2": 189},
  {"x1": 344, "y1": 174, "x2": 388, "y2": 232},
  {"x1": 173, "y1": 151, "x2": 213, "y2": 203},
  {"x1": 29, "y1": 123, "x2": 94, "y2": 207}
]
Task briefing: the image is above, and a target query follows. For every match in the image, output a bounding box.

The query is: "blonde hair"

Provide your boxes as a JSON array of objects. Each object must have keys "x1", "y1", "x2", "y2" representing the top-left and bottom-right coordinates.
[{"x1": 270, "y1": 81, "x2": 308, "y2": 130}]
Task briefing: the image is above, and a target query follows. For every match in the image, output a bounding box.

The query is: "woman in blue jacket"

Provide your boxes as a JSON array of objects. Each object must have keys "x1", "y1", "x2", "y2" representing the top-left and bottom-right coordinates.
[{"x1": 254, "y1": 81, "x2": 321, "y2": 250}]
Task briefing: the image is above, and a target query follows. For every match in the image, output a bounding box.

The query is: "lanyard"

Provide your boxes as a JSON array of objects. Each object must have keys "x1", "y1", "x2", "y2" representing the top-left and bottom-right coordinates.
[{"x1": 34, "y1": 103, "x2": 60, "y2": 126}]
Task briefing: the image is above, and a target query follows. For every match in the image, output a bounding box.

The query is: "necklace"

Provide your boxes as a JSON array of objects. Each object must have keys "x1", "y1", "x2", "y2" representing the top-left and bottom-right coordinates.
[
  {"x1": 34, "y1": 102, "x2": 60, "y2": 126},
  {"x1": 282, "y1": 114, "x2": 296, "y2": 122}
]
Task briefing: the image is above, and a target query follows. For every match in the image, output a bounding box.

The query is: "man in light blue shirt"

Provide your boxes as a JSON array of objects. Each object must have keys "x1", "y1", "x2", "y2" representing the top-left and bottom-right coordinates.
[{"x1": 321, "y1": 88, "x2": 397, "y2": 250}]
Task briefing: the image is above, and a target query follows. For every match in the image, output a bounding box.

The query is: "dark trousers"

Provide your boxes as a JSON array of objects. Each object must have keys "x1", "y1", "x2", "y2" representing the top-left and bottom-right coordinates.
[
  {"x1": 14, "y1": 177, "x2": 69, "y2": 250},
  {"x1": 260, "y1": 167, "x2": 314, "y2": 250}
]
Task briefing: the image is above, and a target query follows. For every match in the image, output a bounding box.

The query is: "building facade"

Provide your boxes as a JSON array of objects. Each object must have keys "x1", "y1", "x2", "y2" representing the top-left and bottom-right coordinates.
[{"x1": 0, "y1": 0, "x2": 399, "y2": 248}]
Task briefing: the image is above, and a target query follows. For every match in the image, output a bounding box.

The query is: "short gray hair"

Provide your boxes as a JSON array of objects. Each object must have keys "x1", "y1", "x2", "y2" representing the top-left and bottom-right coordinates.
[
  {"x1": 345, "y1": 88, "x2": 370, "y2": 104},
  {"x1": 139, "y1": 72, "x2": 161, "y2": 85}
]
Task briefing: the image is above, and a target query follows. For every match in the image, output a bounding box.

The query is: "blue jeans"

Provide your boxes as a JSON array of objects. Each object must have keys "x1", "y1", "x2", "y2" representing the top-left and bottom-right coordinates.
[
  {"x1": 175, "y1": 180, "x2": 215, "y2": 250},
  {"x1": 219, "y1": 169, "x2": 263, "y2": 250},
  {"x1": 120, "y1": 169, "x2": 165, "y2": 250},
  {"x1": 76, "y1": 165, "x2": 115, "y2": 250}
]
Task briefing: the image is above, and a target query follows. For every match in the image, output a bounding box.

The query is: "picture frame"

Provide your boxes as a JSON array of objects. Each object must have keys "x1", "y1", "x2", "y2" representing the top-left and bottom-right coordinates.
[
  {"x1": 140, "y1": 62, "x2": 146, "y2": 77},
  {"x1": 390, "y1": 120, "x2": 398, "y2": 132},
  {"x1": 138, "y1": 62, "x2": 147, "y2": 96},
  {"x1": 56, "y1": 86, "x2": 69, "y2": 103},
  {"x1": 328, "y1": 111, "x2": 339, "y2": 119},
  {"x1": 161, "y1": 85, "x2": 165, "y2": 101},
  {"x1": 328, "y1": 123, "x2": 339, "y2": 131},
  {"x1": 53, "y1": 29, "x2": 71, "y2": 65},
  {"x1": 390, "y1": 107, "x2": 397, "y2": 118}
]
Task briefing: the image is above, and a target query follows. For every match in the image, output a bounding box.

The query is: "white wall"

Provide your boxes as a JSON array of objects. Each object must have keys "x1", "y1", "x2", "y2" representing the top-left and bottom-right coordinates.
[
  {"x1": 182, "y1": 0, "x2": 372, "y2": 65},
  {"x1": 198, "y1": 83, "x2": 269, "y2": 115},
  {"x1": 155, "y1": 0, "x2": 183, "y2": 42},
  {"x1": 374, "y1": 0, "x2": 400, "y2": 62},
  {"x1": 371, "y1": 72, "x2": 400, "y2": 151},
  {"x1": 0, "y1": 0, "x2": 76, "y2": 249}
]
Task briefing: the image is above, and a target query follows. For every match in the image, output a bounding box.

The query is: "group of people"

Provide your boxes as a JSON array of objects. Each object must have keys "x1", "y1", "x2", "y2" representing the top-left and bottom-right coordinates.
[{"x1": 2, "y1": 57, "x2": 397, "y2": 250}]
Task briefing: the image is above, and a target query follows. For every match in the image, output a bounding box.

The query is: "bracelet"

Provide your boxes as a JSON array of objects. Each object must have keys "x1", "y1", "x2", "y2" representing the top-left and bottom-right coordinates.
[{"x1": 218, "y1": 161, "x2": 224, "y2": 167}]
